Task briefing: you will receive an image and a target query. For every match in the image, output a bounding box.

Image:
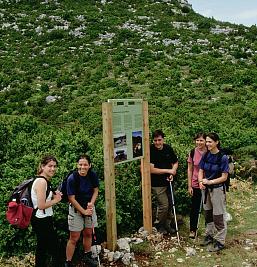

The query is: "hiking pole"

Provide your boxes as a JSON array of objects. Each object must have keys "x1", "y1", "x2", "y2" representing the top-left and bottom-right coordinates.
[
  {"x1": 91, "y1": 219, "x2": 101, "y2": 267},
  {"x1": 194, "y1": 195, "x2": 203, "y2": 241},
  {"x1": 169, "y1": 181, "x2": 181, "y2": 246}
]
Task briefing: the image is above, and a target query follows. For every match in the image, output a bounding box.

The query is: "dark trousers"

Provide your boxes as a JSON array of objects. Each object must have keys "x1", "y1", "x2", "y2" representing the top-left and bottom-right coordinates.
[
  {"x1": 31, "y1": 216, "x2": 61, "y2": 267},
  {"x1": 190, "y1": 188, "x2": 202, "y2": 231}
]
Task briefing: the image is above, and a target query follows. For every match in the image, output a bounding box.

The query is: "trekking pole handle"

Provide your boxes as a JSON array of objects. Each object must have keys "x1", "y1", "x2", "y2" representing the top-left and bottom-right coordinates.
[{"x1": 167, "y1": 174, "x2": 173, "y2": 182}]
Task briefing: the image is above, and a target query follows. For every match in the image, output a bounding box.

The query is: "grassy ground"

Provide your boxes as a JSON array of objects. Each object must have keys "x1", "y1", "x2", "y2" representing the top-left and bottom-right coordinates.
[{"x1": 131, "y1": 178, "x2": 257, "y2": 267}]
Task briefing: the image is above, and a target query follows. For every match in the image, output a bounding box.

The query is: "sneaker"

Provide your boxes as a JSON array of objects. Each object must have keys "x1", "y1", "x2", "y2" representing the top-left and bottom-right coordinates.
[
  {"x1": 200, "y1": 235, "x2": 214, "y2": 246},
  {"x1": 189, "y1": 231, "x2": 196, "y2": 239},
  {"x1": 207, "y1": 240, "x2": 225, "y2": 252},
  {"x1": 83, "y1": 252, "x2": 98, "y2": 267},
  {"x1": 64, "y1": 261, "x2": 72, "y2": 267}
]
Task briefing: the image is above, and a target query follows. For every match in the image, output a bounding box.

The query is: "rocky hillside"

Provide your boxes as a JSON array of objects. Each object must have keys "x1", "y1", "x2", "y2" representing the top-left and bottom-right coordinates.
[{"x1": 1, "y1": 0, "x2": 256, "y2": 154}]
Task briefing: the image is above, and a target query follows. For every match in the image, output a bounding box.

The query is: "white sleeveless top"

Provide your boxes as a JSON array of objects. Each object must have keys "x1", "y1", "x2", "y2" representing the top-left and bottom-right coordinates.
[{"x1": 31, "y1": 177, "x2": 53, "y2": 218}]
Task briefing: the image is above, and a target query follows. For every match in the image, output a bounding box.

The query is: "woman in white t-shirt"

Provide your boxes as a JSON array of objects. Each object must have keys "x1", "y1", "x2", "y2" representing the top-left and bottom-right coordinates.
[
  {"x1": 187, "y1": 133, "x2": 207, "y2": 239},
  {"x1": 31, "y1": 155, "x2": 62, "y2": 267}
]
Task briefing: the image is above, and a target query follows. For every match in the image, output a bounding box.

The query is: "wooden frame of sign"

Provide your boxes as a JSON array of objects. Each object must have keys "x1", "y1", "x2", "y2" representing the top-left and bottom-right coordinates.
[{"x1": 102, "y1": 101, "x2": 152, "y2": 251}]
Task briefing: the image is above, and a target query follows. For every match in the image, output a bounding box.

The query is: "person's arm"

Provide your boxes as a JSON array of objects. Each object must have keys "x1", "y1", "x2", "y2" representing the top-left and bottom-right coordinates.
[
  {"x1": 198, "y1": 169, "x2": 205, "y2": 190},
  {"x1": 203, "y1": 173, "x2": 228, "y2": 186},
  {"x1": 88, "y1": 187, "x2": 99, "y2": 208},
  {"x1": 150, "y1": 163, "x2": 175, "y2": 176},
  {"x1": 171, "y1": 161, "x2": 178, "y2": 176},
  {"x1": 34, "y1": 179, "x2": 61, "y2": 210},
  {"x1": 68, "y1": 195, "x2": 93, "y2": 216}
]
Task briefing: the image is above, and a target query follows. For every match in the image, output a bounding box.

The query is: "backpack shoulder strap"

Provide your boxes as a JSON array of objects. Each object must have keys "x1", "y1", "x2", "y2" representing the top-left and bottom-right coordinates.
[
  {"x1": 34, "y1": 176, "x2": 53, "y2": 197},
  {"x1": 217, "y1": 151, "x2": 225, "y2": 164},
  {"x1": 190, "y1": 148, "x2": 195, "y2": 161},
  {"x1": 72, "y1": 170, "x2": 80, "y2": 196},
  {"x1": 217, "y1": 150, "x2": 230, "y2": 191},
  {"x1": 202, "y1": 150, "x2": 209, "y2": 162},
  {"x1": 189, "y1": 148, "x2": 195, "y2": 167}
]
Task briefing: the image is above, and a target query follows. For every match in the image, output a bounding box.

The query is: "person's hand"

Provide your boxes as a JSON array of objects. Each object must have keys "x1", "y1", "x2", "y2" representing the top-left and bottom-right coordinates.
[
  {"x1": 188, "y1": 186, "x2": 193, "y2": 196},
  {"x1": 83, "y1": 207, "x2": 93, "y2": 216},
  {"x1": 199, "y1": 182, "x2": 205, "y2": 190},
  {"x1": 55, "y1": 190, "x2": 63, "y2": 197},
  {"x1": 167, "y1": 174, "x2": 173, "y2": 182},
  {"x1": 53, "y1": 192, "x2": 62, "y2": 204},
  {"x1": 82, "y1": 202, "x2": 94, "y2": 216},
  {"x1": 87, "y1": 202, "x2": 94, "y2": 209},
  {"x1": 169, "y1": 169, "x2": 176, "y2": 176},
  {"x1": 202, "y1": 178, "x2": 209, "y2": 185}
]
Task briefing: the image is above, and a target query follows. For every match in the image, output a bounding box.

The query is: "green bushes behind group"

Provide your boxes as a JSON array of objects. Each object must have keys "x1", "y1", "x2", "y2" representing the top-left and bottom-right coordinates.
[{"x1": 1, "y1": 111, "x2": 255, "y2": 256}]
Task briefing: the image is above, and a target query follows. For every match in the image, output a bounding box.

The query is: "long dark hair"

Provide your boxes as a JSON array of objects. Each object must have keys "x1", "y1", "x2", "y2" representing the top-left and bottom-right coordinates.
[
  {"x1": 37, "y1": 155, "x2": 58, "y2": 175},
  {"x1": 206, "y1": 132, "x2": 221, "y2": 149}
]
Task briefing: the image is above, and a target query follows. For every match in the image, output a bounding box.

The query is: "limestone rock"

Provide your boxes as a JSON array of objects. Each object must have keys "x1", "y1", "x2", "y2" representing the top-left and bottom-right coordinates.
[{"x1": 117, "y1": 238, "x2": 131, "y2": 253}]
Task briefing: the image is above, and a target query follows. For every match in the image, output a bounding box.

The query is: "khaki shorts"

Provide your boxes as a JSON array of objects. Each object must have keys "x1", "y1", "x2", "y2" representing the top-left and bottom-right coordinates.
[{"x1": 68, "y1": 205, "x2": 98, "y2": 232}]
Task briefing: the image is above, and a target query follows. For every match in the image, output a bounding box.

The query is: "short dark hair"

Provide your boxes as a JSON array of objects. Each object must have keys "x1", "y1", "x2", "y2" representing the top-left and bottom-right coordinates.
[
  {"x1": 152, "y1": 129, "x2": 165, "y2": 139},
  {"x1": 194, "y1": 132, "x2": 206, "y2": 140}
]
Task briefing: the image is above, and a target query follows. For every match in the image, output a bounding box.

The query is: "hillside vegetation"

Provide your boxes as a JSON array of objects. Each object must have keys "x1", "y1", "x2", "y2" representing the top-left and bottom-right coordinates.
[{"x1": 0, "y1": 0, "x2": 256, "y2": 257}]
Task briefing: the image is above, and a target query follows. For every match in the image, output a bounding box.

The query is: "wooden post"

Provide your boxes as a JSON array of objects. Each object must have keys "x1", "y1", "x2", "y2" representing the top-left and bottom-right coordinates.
[
  {"x1": 102, "y1": 102, "x2": 117, "y2": 251},
  {"x1": 141, "y1": 101, "x2": 152, "y2": 233}
]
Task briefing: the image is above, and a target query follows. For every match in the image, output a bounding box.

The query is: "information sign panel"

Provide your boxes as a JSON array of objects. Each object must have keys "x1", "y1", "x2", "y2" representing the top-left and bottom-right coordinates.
[{"x1": 108, "y1": 99, "x2": 144, "y2": 164}]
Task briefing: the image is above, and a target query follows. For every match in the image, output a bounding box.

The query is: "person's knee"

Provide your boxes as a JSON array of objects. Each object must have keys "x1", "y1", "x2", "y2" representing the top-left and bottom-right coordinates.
[
  {"x1": 205, "y1": 209, "x2": 213, "y2": 223},
  {"x1": 159, "y1": 202, "x2": 169, "y2": 211},
  {"x1": 83, "y1": 228, "x2": 92, "y2": 238},
  {"x1": 68, "y1": 233, "x2": 80, "y2": 245},
  {"x1": 69, "y1": 238, "x2": 78, "y2": 246}
]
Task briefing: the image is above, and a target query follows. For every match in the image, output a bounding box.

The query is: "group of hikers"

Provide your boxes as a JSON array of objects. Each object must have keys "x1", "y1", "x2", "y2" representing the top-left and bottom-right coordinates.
[
  {"x1": 151, "y1": 129, "x2": 230, "y2": 253},
  {"x1": 29, "y1": 129, "x2": 231, "y2": 267}
]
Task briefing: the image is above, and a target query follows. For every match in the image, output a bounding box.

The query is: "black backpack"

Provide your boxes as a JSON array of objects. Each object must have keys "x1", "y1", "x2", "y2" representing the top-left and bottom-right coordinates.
[
  {"x1": 58, "y1": 170, "x2": 80, "y2": 203},
  {"x1": 7, "y1": 176, "x2": 51, "y2": 207}
]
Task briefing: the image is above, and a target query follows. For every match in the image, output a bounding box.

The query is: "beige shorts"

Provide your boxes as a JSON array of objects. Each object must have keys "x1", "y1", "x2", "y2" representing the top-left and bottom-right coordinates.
[{"x1": 68, "y1": 205, "x2": 98, "y2": 232}]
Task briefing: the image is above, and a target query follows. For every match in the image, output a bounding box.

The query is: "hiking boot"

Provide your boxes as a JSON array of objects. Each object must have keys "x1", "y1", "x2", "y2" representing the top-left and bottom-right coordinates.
[
  {"x1": 165, "y1": 223, "x2": 176, "y2": 234},
  {"x1": 64, "y1": 261, "x2": 72, "y2": 267},
  {"x1": 154, "y1": 222, "x2": 168, "y2": 235},
  {"x1": 189, "y1": 231, "x2": 196, "y2": 239},
  {"x1": 200, "y1": 235, "x2": 214, "y2": 246},
  {"x1": 83, "y1": 251, "x2": 98, "y2": 267},
  {"x1": 158, "y1": 226, "x2": 168, "y2": 235},
  {"x1": 207, "y1": 240, "x2": 225, "y2": 252}
]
